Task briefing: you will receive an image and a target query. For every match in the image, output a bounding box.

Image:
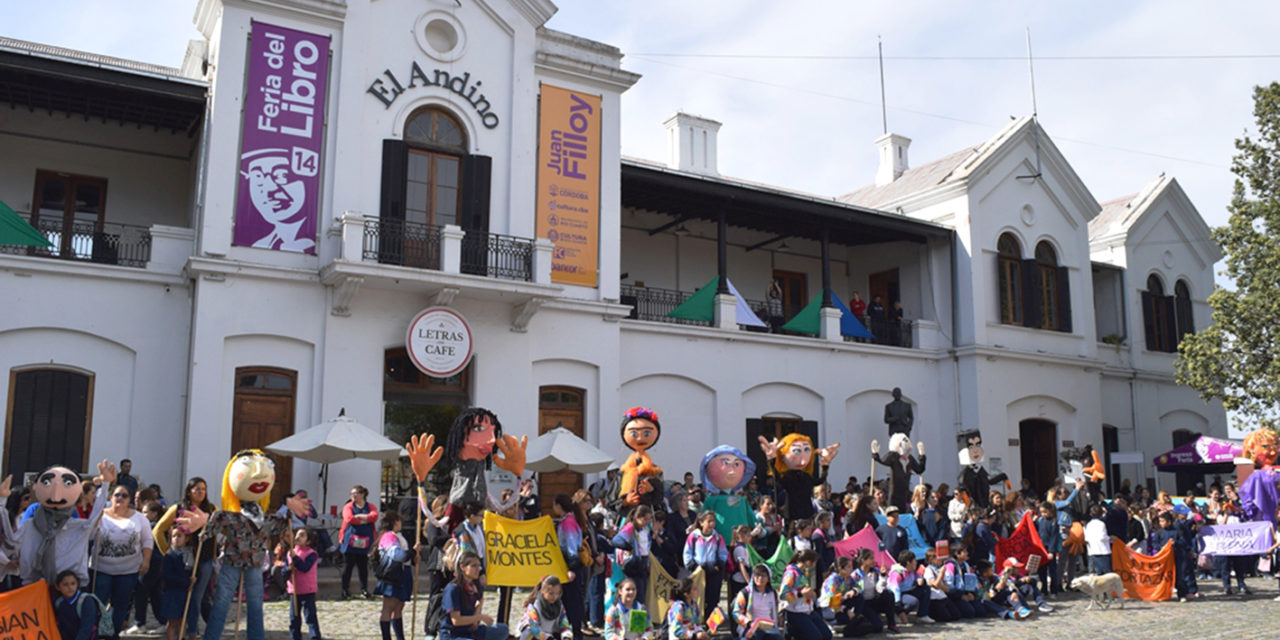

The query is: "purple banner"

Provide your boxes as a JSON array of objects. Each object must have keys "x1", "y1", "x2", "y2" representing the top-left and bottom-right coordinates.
[
  {"x1": 1199, "y1": 521, "x2": 1274, "y2": 556},
  {"x1": 233, "y1": 21, "x2": 330, "y2": 254}
]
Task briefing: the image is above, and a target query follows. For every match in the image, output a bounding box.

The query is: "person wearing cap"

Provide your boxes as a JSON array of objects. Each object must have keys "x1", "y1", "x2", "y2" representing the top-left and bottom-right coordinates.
[
  {"x1": 1001, "y1": 557, "x2": 1052, "y2": 613},
  {"x1": 876, "y1": 507, "x2": 909, "y2": 559}
]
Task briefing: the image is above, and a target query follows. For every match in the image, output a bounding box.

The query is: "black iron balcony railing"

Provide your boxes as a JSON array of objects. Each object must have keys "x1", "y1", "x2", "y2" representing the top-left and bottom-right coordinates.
[
  {"x1": 621, "y1": 284, "x2": 915, "y2": 347},
  {"x1": 461, "y1": 231, "x2": 533, "y2": 282},
  {"x1": 0, "y1": 215, "x2": 151, "y2": 268},
  {"x1": 363, "y1": 218, "x2": 442, "y2": 270},
  {"x1": 619, "y1": 284, "x2": 712, "y2": 326}
]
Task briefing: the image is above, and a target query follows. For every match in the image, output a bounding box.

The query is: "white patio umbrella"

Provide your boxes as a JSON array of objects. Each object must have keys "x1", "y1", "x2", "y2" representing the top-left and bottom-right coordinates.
[
  {"x1": 265, "y1": 408, "x2": 404, "y2": 509},
  {"x1": 524, "y1": 426, "x2": 613, "y2": 473}
]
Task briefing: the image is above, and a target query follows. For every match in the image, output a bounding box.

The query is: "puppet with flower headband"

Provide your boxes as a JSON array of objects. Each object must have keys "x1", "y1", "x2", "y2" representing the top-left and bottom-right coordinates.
[
  {"x1": 178, "y1": 449, "x2": 308, "y2": 640},
  {"x1": 1238, "y1": 428, "x2": 1280, "y2": 522},
  {"x1": 701, "y1": 445, "x2": 757, "y2": 539},
  {"x1": 757, "y1": 432, "x2": 840, "y2": 520},
  {"x1": 404, "y1": 407, "x2": 528, "y2": 531},
  {"x1": 611, "y1": 406, "x2": 665, "y2": 511}
]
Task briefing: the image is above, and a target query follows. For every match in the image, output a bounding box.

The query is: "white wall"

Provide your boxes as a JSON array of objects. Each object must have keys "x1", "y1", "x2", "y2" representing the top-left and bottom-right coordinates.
[{"x1": 0, "y1": 110, "x2": 195, "y2": 229}]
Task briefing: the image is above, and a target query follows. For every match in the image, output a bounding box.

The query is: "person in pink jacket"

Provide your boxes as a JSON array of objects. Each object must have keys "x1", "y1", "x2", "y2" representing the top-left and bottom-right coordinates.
[{"x1": 286, "y1": 528, "x2": 321, "y2": 640}]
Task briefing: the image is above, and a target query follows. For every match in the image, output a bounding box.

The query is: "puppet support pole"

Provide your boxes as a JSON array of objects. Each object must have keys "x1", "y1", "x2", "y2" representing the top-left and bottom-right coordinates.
[
  {"x1": 410, "y1": 482, "x2": 423, "y2": 640},
  {"x1": 178, "y1": 535, "x2": 205, "y2": 640},
  {"x1": 868, "y1": 456, "x2": 876, "y2": 495},
  {"x1": 289, "y1": 522, "x2": 297, "y2": 613},
  {"x1": 232, "y1": 572, "x2": 245, "y2": 640}
]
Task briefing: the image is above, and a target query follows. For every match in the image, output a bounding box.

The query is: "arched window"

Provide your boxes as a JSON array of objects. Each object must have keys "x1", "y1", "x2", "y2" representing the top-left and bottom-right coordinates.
[
  {"x1": 1143, "y1": 274, "x2": 1177, "y2": 352},
  {"x1": 401, "y1": 108, "x2": 466, "y2": 228},
  {"x1": 1175, "y1": 280, "x2": 1194, "y2": 341},
  {"x1": 997, "y1": 233, "x2": 1023, "y2": 325},
  {"x1": 1035, "y1": 241, "x2": 1059, "y2": 330}
]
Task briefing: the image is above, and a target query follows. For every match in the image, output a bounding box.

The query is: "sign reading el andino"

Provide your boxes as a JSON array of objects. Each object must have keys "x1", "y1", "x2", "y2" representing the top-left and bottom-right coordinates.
[
  {"x1": 406, "y1": 307, "x2": 473, "y2": 377},
  {"x1": 536, "y1": 84, "x2": 601, "y2": 287}
]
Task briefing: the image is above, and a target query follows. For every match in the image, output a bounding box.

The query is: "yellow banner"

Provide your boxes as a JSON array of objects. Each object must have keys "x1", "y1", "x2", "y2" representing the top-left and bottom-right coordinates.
[
  {"x1": 536, "y1": 84, "x2": 601, "y2": 287},
  {"x1": 646, "y1": 555, "x2": 704, "y2": 621},
  {"x1": 0, "y1": 580, "x2": 62, "y2": 640},
  {"x1": 483, "y1": 511, "x2": 568, "y2": 587}
]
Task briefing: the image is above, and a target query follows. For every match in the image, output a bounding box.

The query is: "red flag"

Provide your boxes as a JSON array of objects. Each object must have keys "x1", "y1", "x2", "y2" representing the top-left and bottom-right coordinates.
[{"x1": 994, "y1": 510, "x2": 1049, "y2": 571}]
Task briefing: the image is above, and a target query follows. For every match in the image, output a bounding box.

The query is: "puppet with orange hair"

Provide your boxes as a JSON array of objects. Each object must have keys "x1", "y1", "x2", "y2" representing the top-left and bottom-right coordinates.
[
  {"x1": 757, "y1": 432, "x2": 840, "y2": 520},
  {"x1": 1238, "y1": 428, "x2": 1280, "y2": 522}
]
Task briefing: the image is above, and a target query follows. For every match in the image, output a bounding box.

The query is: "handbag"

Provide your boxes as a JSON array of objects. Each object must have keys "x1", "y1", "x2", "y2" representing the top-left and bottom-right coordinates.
[
  {"x1": 351, "y1": 534, "x2": 371, "y2": 550},
  {"x1": 579, "y1": 544, "x2": 595, "y2": 567}
]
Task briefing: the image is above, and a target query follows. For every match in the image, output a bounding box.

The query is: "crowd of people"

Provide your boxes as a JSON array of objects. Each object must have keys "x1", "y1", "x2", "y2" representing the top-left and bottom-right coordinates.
[{"x1": 4, "y1": 448, "x2": 1276, "y2": 640}]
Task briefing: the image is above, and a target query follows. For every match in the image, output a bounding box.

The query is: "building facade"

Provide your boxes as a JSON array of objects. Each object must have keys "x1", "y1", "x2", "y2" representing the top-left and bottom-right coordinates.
[{"x1": 0, "y1": 0, "x2": 1225, "y2": 507}]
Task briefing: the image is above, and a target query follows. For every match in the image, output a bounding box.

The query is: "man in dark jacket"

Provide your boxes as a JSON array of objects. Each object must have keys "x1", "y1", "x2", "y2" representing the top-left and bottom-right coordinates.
[{"x1": 1104, "y1": 498, "x2": 1130, "y2": 541}]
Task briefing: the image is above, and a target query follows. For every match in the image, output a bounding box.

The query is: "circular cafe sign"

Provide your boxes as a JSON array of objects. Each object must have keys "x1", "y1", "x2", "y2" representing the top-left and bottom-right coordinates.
[{"x1": 406, "y1": 307, "x2": 473, "y2": 377}]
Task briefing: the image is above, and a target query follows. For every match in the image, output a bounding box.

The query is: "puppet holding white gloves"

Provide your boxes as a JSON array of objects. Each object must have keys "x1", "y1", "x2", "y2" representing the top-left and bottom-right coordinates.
[{"x1": 871, "y1": 435, "x2": 926, "y2": 511}]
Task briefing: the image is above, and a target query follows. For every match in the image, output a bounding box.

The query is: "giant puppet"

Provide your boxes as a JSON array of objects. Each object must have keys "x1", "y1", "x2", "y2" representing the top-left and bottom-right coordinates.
[
  {"x1": 178, "y1": 450, "x2": 309, "y2": 640},
  {"x1": 404, "y1": 406, "x2": 527, "y2": 530},
  {"x1": 17, "y1": 460, "x2": 115, "y2": 585},
  {"x1": 701, "y1": 445, "x2": 757, "y2": 539},
  {"x1": 871, "y1": 433, "x2": 926, "y2": 511},
  {"x1": 614, "y1": 406, "x2": 665, "y2": 511},
  {"x1": 1238, "y1": 428, "x2": 1280, "y2": 522},
  {"x1": 757, "y1": 433, "x2": 840, "y2": 520},
  {"x1": 956, "y1": 430, "x2": 1006, "y2": 509}
]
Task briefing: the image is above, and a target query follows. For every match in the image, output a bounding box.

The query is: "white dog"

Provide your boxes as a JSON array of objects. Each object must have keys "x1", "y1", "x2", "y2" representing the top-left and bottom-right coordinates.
[{"x1": 1070, "y1": 573, "x2": 1125, "y2": 610}]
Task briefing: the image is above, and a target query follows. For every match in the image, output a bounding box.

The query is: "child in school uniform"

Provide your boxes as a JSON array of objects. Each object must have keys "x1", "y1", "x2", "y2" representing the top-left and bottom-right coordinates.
[
  {"x1": 849, "y1": 549, "x2": 896, "y2": 634},
  {"x1": 731, "y1": 564, "x2": 781, "y2": 640},
  {"x1": 161, "y1": 528, "x2": 193, "y2": 640},
  {"x1": 54, "y1": 569, "x2": 100, "y2": 640},
  {"x1": 603, "y1": 578, "x2": 651, "y2": 640}
]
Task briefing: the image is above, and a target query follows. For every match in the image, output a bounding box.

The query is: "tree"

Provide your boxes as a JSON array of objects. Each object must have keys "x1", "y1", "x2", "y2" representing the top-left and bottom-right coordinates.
[{"x1": 1176, "y1": 82, "x2": 1280, "y2": 431}]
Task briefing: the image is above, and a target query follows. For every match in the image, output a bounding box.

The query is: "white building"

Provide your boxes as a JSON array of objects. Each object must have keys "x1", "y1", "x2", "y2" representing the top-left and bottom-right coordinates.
[{"x1": 0, "y1": 0, "x2": 1224, "y2": 508}]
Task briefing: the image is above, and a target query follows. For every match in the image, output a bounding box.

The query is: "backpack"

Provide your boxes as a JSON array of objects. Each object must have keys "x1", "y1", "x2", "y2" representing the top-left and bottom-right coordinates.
[
  {"x1": 371, "y1": 546, "x2": 396, "y2": 581},
  {"x1": 59, "y1": 592, "x2": 113, "y2": 638},
  {"x1": 440, "y1": 537, "x2": 461, "y2": 574}
]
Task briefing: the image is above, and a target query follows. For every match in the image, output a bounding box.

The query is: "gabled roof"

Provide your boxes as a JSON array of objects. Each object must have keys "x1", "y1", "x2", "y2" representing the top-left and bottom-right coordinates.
[
  {"x1": 838, "y1": 145, "x2": 977, "y2": 208},
  {"x1": 1089, "y1": 175, "x2": 1223, "y2": 265},
  {"x1": 840, "y1": 117, "x2": 1098, "y2": 220}
]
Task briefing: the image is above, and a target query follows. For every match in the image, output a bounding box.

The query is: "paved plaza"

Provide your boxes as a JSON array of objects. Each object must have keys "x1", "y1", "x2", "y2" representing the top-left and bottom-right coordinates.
[{"x1": 119, "y1": 576, "x2": 1280, "y2": 640}]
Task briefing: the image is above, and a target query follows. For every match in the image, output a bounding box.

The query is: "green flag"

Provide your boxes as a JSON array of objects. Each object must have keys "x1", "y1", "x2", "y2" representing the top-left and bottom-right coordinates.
[
  {"x1": 745, "y1": 537, "x2": 794, "y2": 588},
  {"x1": 0, "y1": 200, "x2": 53, "y2": 248},
  {"x1": 666, "y1": 277, "x2": 720, "y2": 322}
]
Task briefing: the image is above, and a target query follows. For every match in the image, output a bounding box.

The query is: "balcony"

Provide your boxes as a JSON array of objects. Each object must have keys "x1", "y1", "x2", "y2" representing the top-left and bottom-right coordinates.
[
  {"x1": 357, "y1": 217, "x2": 538, "y2": 283},
  {"x1": 461, "y1": 231, "x2": 534, "y2": 282},
  {"x1": 363, "y1": 217, "x2": 442, "y2": 270},
  {"x1": 620, "y1": 283, "x2": 917, "y2": 348},
  {"x1": 1, "y1": 215, "x2": 152, "y2": 268}
]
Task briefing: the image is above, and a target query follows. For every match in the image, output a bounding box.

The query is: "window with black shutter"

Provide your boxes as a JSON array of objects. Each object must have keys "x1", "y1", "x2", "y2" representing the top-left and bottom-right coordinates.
[
  {"x1": 1142, "y1": 274, "x2": 1177, "y2": 352},
  {"x1": 1034, "y1": 242, "x2": 1062, "y2": 331},
  {"x1": 997, "y1": 233, "x2": 1023, "y2": 325},
  {"x1": 1174, "y1": 280, "x2": 1194, "y2": 343},
  {"x1": 376, "y1": 107, "x2": 491, "y2": 269}
]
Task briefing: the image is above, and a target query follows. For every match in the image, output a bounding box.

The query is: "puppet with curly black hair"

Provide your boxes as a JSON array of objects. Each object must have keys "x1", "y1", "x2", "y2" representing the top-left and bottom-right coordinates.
[{"x1": 405, "y1": 406, "x2": 527, "y2": 529}]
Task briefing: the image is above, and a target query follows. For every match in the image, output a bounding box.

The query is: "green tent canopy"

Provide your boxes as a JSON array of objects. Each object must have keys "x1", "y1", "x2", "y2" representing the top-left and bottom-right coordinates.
[
  {"x1": 780, "y1": 291, "x2": 876, "y2": 339},
  {"x1": 0, "y1": 200, "x2": 53, "y2": 248},
  {"x1": 666, "y1": 276, "x2": 767, "y2": 327}
]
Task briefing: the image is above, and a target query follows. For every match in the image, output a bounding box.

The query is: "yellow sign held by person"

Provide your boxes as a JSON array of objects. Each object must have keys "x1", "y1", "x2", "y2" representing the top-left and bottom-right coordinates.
[
  {"x1": 646, "y1": 555, "x2": 704, "y2": 620},
  {"x1": 483, "y1": 511, "x2": 568, "y2": 587}
]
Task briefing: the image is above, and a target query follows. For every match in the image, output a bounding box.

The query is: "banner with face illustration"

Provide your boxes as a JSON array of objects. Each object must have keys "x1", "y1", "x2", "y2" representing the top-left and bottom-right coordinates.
[{"x1": 233, "y1": 21, "x2": 330, "y2": 254}]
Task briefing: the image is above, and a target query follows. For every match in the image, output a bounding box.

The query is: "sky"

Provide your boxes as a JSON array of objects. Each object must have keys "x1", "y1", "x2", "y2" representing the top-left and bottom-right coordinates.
[{"x1": 3, "y1": 1, "x2": 1277, "y2": 232}]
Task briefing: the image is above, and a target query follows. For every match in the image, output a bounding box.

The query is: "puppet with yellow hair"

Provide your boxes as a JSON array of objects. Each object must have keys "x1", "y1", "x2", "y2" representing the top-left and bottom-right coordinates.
[
  {"x1": 1239, "y1": 428, "x2": 1280, "y2": 522},
  {"x1": 757, "y1": 432, "x2": 840, "y2": 520},
  {"x1": 178, "y1": 449, "x2": 308, "y2": 640}
]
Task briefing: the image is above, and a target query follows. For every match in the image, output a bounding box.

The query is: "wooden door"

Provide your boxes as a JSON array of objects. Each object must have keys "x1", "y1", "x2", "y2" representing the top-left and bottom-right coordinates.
[
  {"x1": 5, "y1": 368, "x2": 93, "y2": 482},
  {"x1": 232, "y1": 368, "x2": 296, "y2": 509},
  {"x1": 1018, "y1": 419, "x2": 1058, "y2": 497},
  {"x1": 868, "y1": 268, "x2": 899, "y2": 308},
  {"x1": 772, "y1": 270, "x2": 807, "y2": 322},
  {"x1": 538, "y1": 386, "x2": 585, "y2": 514}
]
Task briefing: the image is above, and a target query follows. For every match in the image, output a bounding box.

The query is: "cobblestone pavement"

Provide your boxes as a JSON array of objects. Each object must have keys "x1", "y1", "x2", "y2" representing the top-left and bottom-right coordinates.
[{"x1": 121, "y1": 577, "x2": 1280, "y2": 640}]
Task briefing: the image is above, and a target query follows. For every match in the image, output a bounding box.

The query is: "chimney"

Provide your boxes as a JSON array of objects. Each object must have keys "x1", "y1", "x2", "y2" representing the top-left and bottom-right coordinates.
[
  {"x1": 663, "y1": 112, "x2": 721, "y2": 176},
  {"x1": 874, "y1": 132, "x2": 911, "y2": 186}
]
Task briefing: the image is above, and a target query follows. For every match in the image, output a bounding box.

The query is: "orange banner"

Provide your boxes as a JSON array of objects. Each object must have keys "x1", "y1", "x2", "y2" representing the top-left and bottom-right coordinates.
[
  {"x1": 536, "y1": 84, "x2": 601, "y2": 287},
  {"x1": 0, "y1": 580, "x2": 62, "y2": 639},
  {"x1": 1110, "y1": 538, "x2": 1174, "y2": 601}
]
